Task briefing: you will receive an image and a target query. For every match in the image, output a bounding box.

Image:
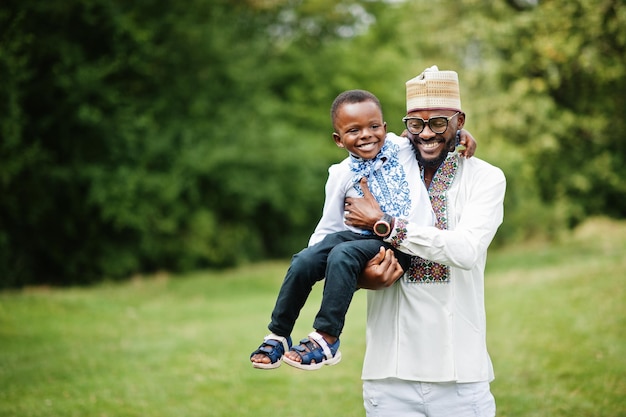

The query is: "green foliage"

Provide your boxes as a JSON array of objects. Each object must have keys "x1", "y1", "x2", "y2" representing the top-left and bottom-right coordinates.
[
  {"x1": 467, "y1": 0, "x2": 626, "y2": 228},
  {"x1": 0, "y1": 0, "x2": 336, "y2": 286},
  {"x1": 1, "y1": 0, "x2": 625, "y2": 286}
]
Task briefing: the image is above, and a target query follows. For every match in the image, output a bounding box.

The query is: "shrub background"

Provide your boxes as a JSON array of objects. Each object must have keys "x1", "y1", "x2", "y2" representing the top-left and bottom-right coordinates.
[{"x1": 1, "y1": 0, "x2": 624, "y2": 287}]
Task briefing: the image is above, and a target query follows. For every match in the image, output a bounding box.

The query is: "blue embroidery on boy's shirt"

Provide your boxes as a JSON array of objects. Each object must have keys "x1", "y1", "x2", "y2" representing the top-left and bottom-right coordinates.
[{"x1": 349, "y1": 140, "x2": 412, "y2": 219}]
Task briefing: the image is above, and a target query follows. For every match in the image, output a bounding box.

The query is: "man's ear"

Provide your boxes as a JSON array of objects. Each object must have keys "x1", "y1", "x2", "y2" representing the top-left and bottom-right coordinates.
[
  {"x1": 456, "y1": 112, "x2": 466, "y2": 130},
  {"x1": 332, "y1": 132, "x2": 344, "y2": 148}
]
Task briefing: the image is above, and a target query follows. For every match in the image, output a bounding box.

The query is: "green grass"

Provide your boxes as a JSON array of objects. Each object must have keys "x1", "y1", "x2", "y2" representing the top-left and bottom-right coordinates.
[{"x1": 1, "y1": 217, "x2": 625, "y2": 417}]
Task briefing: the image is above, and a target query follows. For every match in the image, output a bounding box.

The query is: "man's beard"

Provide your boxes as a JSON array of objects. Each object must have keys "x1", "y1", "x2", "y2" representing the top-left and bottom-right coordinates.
[{"x1": 409, "y1": 136, "x2": 455, "y2": 168}]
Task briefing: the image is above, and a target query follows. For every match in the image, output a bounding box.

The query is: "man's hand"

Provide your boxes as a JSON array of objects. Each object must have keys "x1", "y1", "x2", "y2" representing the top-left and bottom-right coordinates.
[
  {"x1": 357, "y1": 246, "x2": 404, "y2": 290},
  {"x1": 344, "y1": 178, "x2": 384, "y2": 230}
]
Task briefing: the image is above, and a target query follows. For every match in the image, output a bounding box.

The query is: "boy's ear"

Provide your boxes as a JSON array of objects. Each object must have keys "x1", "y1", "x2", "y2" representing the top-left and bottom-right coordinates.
[{"x1": 332, "y1": 132, "x2": 344, "y2": 148}]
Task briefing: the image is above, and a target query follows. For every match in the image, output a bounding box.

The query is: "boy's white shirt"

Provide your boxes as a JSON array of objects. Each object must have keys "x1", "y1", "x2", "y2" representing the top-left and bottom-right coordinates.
[{"x1": 308, "y1": 133, "x2": 435, "y2": 247}]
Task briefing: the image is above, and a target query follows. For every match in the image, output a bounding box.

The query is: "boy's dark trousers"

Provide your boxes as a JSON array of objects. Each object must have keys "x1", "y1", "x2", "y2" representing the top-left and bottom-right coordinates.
[{"x1": 268, "y1": 230, "x2": 411, "y2": 338}]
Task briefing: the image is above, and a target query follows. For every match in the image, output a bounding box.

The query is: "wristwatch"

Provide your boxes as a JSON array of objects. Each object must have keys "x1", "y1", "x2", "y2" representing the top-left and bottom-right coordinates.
[{"x1": 373, "y1": 213, "x2": 394, "y2": 237}]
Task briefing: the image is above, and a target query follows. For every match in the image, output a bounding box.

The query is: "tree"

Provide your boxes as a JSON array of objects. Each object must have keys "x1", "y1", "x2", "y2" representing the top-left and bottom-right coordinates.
[
  {"x1": 0, "y1": 0, "x2": 391, "y2": 286},
  {"x1": 1, "y1": 0, "x2": 624, "y2": 287},
  {"x1": 478, "y1": 0, "x2": 626, "y2": 230}
]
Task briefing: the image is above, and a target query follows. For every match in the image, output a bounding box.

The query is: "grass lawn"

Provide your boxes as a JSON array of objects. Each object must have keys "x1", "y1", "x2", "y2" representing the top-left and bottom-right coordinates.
[{"x1": 0, "y1": 217, "x2": 625, "y2": 417}]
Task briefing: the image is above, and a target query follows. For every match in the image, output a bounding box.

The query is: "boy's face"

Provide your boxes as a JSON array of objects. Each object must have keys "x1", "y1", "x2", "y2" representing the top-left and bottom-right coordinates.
[{"x1": 332, "y1": 100, "x2": 387, "y2": 160}]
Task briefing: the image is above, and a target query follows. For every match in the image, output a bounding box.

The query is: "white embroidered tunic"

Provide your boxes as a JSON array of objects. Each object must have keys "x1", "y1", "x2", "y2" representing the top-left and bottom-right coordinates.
[
  {"x1": 308, "y1": 133, "x2": 434, "y2": 246},
  {"x1": 362, "y1": 154, "x2": 506, "y2": 383}
]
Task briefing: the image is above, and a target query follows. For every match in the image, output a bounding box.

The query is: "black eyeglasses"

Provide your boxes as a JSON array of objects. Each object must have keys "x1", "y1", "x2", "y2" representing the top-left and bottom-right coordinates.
[{"x1": 402, "y1": 112, "x2": 460, "y2": 135}]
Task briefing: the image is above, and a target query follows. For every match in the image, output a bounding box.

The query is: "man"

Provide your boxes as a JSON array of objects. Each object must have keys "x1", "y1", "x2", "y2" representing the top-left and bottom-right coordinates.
[{"x1": 344, "y1": 66, "x2": 506, "y2": 417}]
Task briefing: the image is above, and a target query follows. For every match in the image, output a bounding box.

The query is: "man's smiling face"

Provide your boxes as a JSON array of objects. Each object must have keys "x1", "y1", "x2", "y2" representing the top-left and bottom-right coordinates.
[{"x1": 406, "y1": 109, "x2": 464, "y2": 168}]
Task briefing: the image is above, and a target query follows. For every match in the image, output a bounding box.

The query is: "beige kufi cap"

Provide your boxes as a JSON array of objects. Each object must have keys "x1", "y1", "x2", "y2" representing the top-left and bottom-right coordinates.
[{"x1": 406, "y1": 65, "x2": 461, "y2": 113}]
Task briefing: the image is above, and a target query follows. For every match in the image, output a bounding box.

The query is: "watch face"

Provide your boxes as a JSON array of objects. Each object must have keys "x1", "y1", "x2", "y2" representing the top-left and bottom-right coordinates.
[{"x1": 374, "y1": 221, "x2": 390, "y2": 236}]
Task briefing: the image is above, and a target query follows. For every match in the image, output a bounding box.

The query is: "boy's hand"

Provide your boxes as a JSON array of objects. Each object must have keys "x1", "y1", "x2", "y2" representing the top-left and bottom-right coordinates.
[
  {"x1": 344, "y1": 178, "x2": 384, "y2": 230},
  {"x1": 457, "y1": 129, "x2": 476, "y2": 159}
]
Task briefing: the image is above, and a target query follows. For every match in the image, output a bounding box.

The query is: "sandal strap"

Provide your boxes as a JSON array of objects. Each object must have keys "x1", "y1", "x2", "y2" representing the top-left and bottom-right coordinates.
[
  {"x1": 308, "y1": 331, "x2": 333, "y2": 360},
  {"x1": 264, "y1": 333, "x2": 290, "y2": 353}
]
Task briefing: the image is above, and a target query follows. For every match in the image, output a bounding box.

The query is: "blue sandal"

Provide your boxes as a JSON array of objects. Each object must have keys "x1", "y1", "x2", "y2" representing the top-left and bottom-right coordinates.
[
  {"x1": 250, "y1": 333, "x2": 292, "y2": 369},
  {"x1": 282, "y1": 331, "x2": 342, "y2": 371}
]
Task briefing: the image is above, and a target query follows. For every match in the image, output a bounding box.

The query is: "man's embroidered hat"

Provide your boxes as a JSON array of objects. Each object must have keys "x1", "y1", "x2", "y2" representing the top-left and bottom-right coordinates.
[{"x1": 406, "y1": 65, "x2": 461, "y2": 113}]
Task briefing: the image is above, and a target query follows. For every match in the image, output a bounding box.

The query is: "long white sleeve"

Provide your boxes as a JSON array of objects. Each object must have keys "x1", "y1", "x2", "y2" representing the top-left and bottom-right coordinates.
[
  {"x1": 308, "y1": 161, "x2": 352, "y2": 247},
  {"x1": 388, "y1": 157, "x2": 506, "y2": 269}
]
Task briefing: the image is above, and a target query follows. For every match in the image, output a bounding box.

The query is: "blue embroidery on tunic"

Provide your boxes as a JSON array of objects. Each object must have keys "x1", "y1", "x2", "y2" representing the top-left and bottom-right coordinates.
[{"x1": 349, "y1": 141, "x2": 411, "y2": 220}]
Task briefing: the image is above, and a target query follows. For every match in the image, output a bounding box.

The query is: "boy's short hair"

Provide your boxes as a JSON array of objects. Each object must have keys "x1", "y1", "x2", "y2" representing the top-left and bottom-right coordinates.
[{"x1": 330, "y1": 90, "x2": 383, "y2": 129}]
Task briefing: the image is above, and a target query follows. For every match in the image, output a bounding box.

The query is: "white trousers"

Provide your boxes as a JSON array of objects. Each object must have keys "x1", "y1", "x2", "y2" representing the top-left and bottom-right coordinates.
[{"x1": 363, "y1": 378, "x2": 496, "y2": 417}]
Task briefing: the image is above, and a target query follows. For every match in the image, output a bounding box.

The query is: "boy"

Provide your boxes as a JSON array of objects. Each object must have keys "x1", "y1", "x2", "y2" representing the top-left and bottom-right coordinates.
[{"x1": 250, "y1": 90, "x2": 474, "y2": 370}]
